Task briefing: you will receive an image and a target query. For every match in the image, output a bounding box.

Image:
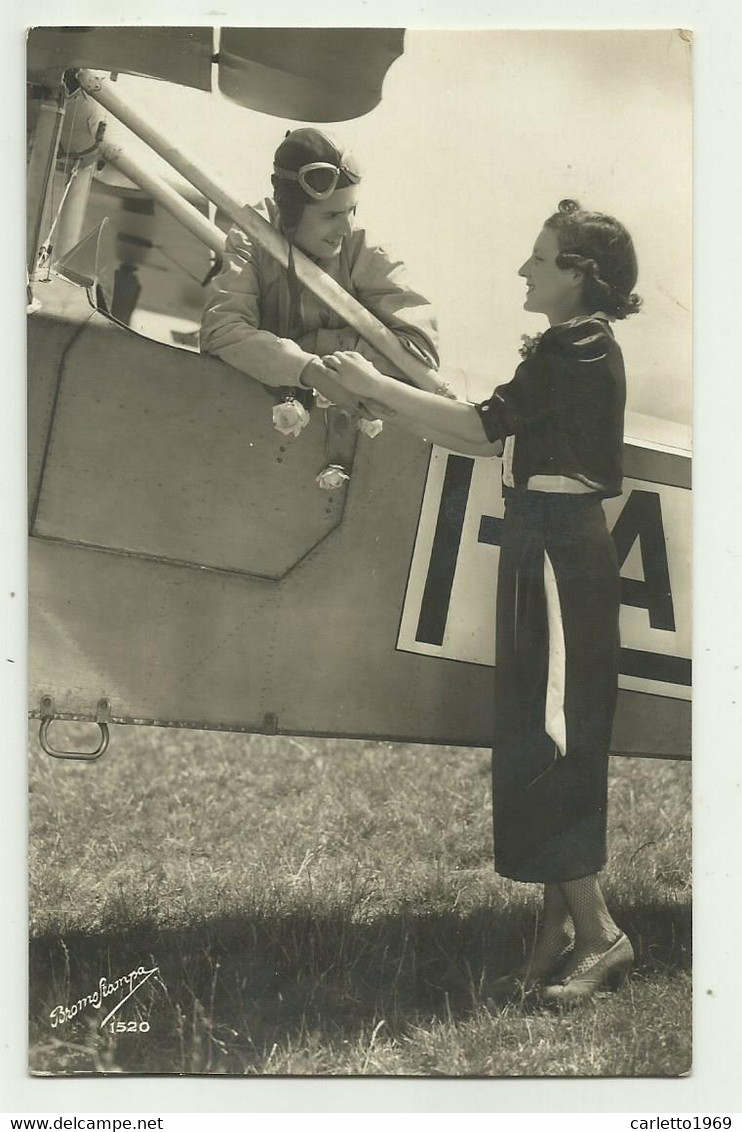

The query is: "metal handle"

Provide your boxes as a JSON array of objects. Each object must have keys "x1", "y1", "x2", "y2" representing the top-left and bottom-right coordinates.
[{"x1": 38, "y1": 697, "x2": 111, "y2": 761}]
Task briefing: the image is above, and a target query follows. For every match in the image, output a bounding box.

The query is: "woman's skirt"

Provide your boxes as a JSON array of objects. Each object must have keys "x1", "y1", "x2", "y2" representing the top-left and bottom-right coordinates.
[{"x1": 492, "y1": 490, "x2": 621, "y2": 883}]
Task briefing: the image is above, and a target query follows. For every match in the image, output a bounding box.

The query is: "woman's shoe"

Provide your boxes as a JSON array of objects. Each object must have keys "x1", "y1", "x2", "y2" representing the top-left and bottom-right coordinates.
[
  {"x1": 487, "y1": 937, "x2": 575, "y2": 1002},
  {"x1": 539, "y1": 932, "x2": 634, "y2": 1007}
]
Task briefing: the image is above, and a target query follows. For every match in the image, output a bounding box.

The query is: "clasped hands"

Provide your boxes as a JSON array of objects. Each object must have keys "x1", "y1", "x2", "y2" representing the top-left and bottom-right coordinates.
[
  {"x1": 324, "y1": 350, "x2": 395, "y2": 419},
  {"x1": 302, "y1": 351, "x2": 396, "y2": 420}
]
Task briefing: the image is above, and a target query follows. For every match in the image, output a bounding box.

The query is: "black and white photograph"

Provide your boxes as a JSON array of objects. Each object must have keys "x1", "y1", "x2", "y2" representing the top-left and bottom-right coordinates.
[{"x1": 22, "y1": 19, "x2": 698, "y2": 1089}]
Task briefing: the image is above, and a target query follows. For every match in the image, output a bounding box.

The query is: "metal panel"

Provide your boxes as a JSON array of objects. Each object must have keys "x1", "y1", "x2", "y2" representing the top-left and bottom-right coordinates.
[
  {"x1": 218, "y1": 28, "x2": 404, "y2": 121},
  {"x1": 27, "y1": 283, "x2": 93, "y2": 524},
  {"x1": 623, "y1": 443, "x2": 691, "y2": 489},
  {"x1": 27, "y1": 27, "x2": 213, "y2": 91},
  {"x1": 31, "y1": 292, "x2": 355, "y2": 579},
  {"x1": 30, "y1": 537, "x2": 281, "y2": 731},
  {"x1": 28, "y1": 528, "x2": 690, "y2": 757}
]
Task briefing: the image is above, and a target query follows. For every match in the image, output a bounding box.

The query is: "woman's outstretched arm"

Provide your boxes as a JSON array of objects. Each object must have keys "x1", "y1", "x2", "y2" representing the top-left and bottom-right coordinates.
[{"x1": 323, "y1": 351, "x2": 504, "y2": 457}]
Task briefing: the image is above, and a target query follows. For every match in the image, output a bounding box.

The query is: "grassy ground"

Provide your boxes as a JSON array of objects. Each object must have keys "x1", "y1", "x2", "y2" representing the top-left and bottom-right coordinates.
[{"x1": 28, "y1": 723, "x2": 691, "y2": 1077}]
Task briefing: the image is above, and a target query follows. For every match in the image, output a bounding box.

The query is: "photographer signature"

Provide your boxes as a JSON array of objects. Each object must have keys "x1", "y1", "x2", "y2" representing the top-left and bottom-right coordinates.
[{"x1": 49, "y1": 964, "x2": 160, "y2": 1030}]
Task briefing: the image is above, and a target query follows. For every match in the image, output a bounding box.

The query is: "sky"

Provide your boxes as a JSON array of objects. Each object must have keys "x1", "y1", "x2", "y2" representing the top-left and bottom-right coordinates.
[{"x1": 109, "y1": 29, "x2": 692, "y2": 429}]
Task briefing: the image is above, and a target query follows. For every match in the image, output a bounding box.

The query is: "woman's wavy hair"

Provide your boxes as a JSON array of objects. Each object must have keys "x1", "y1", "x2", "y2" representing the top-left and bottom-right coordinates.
[{"x1": 545, "y1": 199, "x2": 642, "y2": 319}]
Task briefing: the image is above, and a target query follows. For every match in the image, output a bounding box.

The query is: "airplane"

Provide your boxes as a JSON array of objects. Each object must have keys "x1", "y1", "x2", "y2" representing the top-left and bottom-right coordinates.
[{"x1": 26, "y1": 27, "x2": 691, "y2": 762}]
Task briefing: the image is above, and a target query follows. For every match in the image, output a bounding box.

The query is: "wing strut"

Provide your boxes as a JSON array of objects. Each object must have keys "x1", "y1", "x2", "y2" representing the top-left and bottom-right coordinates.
[{"x1": 99, "y1": 141, "x2": 226, "y2": 255}]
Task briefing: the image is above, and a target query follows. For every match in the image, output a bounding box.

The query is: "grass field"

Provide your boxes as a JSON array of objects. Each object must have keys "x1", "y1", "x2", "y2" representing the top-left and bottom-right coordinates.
[{"x1": 28, "y1": 723, "x2": 691, "y2": 1077}]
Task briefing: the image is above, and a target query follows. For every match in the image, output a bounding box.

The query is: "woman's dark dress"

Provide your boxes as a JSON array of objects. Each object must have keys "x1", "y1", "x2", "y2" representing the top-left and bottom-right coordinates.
[{"x1": 475, "y1": 316, "x2": 625, "y2": 882}]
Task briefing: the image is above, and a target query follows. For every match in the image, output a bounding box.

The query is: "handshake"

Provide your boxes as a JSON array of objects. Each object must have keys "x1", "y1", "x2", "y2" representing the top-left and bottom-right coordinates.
[
  {"x1": 301, "y1": 349, "x2": 458, "y2": 419},
  {"x1": 301, "y1": 351, "x2": 399, "y2": 421}
]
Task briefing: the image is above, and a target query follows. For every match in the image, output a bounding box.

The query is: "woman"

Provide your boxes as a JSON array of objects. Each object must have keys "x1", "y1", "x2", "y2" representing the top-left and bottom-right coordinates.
[{"x1": 322, "y1": 200, "x2": 640, "y2": 1006}]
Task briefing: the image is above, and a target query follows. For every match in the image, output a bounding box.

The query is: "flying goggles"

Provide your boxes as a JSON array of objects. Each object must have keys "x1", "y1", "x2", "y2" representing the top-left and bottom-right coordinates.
[{"x1": 273, "y1": 157, "x2": 362, "y2": 200}]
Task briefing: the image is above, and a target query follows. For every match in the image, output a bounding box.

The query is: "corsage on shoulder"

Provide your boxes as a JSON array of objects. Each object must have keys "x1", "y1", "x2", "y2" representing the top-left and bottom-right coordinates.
[{"x1": 518, "y1": 332, "x2": 543, "y2": 360}]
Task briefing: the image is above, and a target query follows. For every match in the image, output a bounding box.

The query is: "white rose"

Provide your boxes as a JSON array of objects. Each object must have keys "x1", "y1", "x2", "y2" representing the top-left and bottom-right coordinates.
[
  {"x1": 357, "y1": 417, "x2": 383, "y2": 439},
  {"x1": 315, "y1": 464, "x2": 350, "y2": 491},
  {"x1": 315, "y1": 392, "x2": 334, "y2": 410},
  {"x1": 272, "y1": 399, "x2": 310, "y2": 437}
]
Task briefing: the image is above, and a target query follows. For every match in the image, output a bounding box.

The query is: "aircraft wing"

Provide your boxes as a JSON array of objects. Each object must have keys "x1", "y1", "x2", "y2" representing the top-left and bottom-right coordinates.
[
  {"x1": 217, "y1": 28, "x2": 404, "y2": 120},
  {"x1": 27, "y1": 27, "x2": 405, "y2": 122},
  {"x1": 27, "y1": 27, "x2": 214, "y2": 91}
]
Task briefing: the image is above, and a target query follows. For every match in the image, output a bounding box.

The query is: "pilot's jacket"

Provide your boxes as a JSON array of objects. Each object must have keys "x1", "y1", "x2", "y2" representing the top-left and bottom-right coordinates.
[{"x1": 199, "y1": 198, "x2": 439, "y2": 388}]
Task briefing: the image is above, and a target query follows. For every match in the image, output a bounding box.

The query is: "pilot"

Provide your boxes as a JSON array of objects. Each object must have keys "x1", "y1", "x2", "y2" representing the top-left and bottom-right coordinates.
[{"x1": 199, "y1": 127, "x2": 440, "y2": 411}]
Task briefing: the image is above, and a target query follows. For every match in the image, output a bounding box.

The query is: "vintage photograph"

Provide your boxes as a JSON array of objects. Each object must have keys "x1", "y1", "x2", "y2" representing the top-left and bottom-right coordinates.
[{"x1": 26, "y1": 26, "x2": 691, "y2": 1077}]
